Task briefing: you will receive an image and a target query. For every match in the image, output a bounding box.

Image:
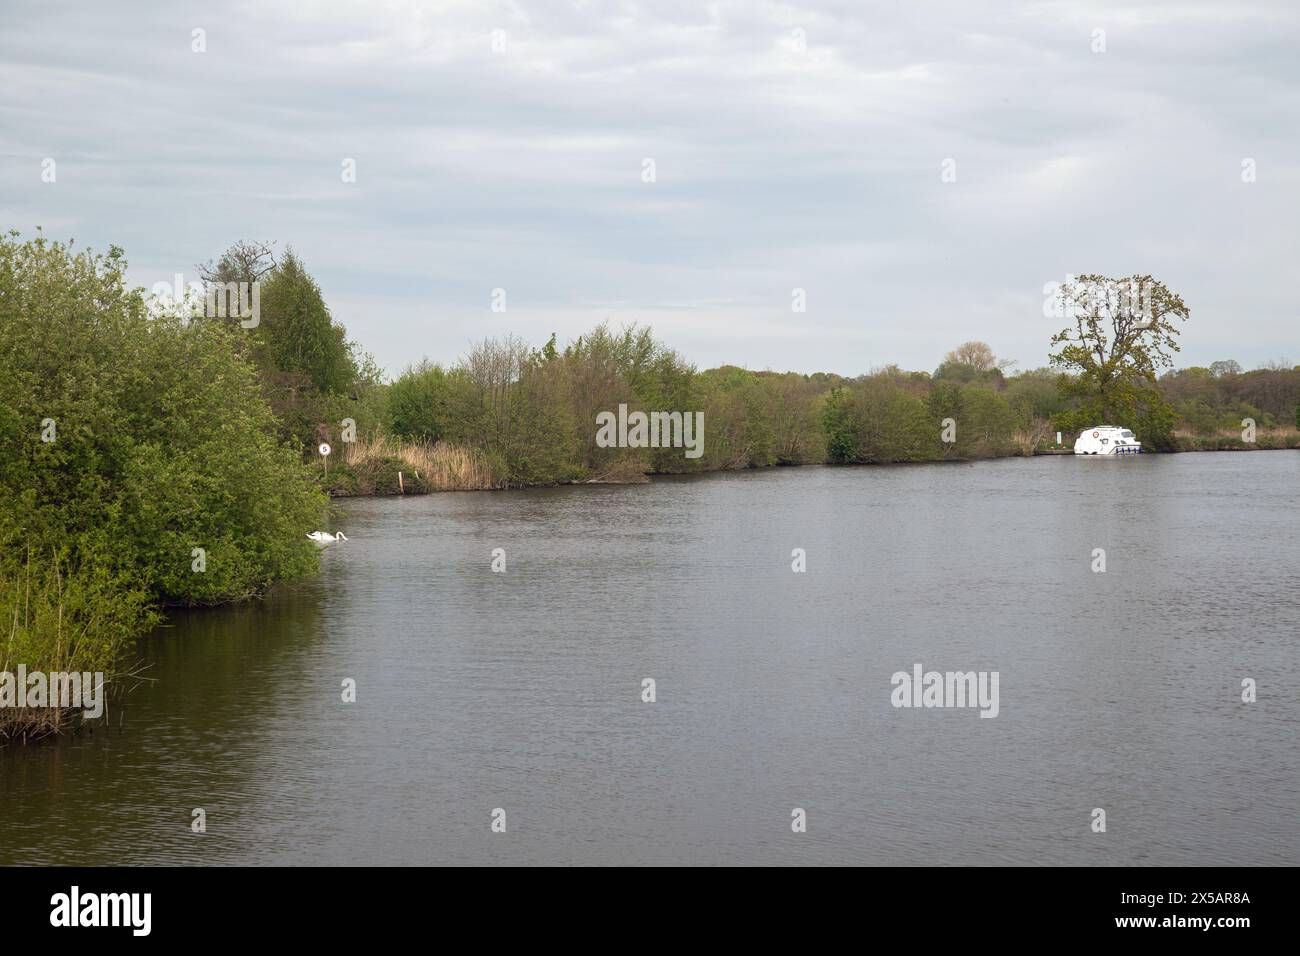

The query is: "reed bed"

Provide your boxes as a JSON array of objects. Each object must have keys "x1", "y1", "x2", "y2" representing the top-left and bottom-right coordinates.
[
  {"x1": 341, "y1": 435, "x2": 499, "y2": 492},
  {"x1": 1, "y1": 552, "x2": 146, "y2": 742},
  {"x1": 1012, "y1": 421, "x2": 1054, "y2": 456}
]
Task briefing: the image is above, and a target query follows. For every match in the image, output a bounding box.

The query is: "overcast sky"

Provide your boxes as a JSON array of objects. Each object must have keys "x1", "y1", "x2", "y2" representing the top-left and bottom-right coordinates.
[{"x1": 2, "y1": 0, "x2": 1296, "y2": 378}]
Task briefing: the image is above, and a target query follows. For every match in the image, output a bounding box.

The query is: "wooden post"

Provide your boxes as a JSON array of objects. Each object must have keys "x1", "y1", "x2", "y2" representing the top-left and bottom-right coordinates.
[{"x1": 398, "y1": 471, "x2": 404, "y2": 494}]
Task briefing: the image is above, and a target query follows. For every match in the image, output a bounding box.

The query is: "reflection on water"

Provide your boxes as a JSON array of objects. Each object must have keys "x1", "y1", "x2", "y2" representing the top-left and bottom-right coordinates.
[{"x1": 2, "y1": 453, "x2": 1298, "y2": 865}]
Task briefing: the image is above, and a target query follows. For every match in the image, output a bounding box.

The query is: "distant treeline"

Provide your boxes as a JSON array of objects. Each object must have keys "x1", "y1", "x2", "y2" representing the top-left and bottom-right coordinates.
[
  {"x1": 349, "y1": 330, "x2": 1300, "y2": 489},
  {"x1": 139, "y1": 245, "x2": 1300, "y2": 486},
  {"x1": 367, "y1": 332, "x2": 1028, "y2": 482},
  {"x1": 1161, "y1": 363, "x2": 1300, "y2": 434}
]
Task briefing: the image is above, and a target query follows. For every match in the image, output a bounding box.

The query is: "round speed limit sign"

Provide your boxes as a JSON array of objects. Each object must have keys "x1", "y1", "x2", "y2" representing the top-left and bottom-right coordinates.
[{"x1": 319, "y1": 443, "x2": 332, "y2": 457}]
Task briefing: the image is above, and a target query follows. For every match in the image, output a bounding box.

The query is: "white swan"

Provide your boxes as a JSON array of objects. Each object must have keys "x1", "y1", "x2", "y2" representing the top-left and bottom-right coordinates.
[{"x1": 307, "y1": 531, "x2": 348, "y2": 547}]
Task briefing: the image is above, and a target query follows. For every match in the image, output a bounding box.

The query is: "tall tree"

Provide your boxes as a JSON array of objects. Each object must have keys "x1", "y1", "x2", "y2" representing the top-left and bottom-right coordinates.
[
  {"x1": 1049, "y1": 274, "x2": 1188, "y2": 448},
  {"x1": 197, "y1": 240, "x2": 277, "y2": 328},
  {"x1": 258, "y1": 249, "x2": 355, "y2": 394},
  {"x1": 197, "y1": 239, "x2": 277, "y2": 287},
  {"x1": 934, "y1": 341, "x2": 1015, "y2": 385}
]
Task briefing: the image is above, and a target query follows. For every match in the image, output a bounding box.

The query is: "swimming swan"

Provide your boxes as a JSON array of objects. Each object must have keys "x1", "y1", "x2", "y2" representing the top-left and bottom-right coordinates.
[{"x1": 307, "y1": 531, "x2": 348, "y2": 546}]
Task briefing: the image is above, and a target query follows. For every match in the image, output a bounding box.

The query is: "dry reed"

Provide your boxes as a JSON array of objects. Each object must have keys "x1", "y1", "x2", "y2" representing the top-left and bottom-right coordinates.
[{"x1": 344, "y1": 435, "x2": 498, "y2": 491}]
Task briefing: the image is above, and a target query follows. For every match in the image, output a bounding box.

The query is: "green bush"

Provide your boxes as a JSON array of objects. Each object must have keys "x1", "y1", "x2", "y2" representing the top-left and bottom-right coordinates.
[
  {"x1": 822, "y1": 378, "x2": 932, "y2": 463},
  {"x1": 352, "y1": 455, "x2": 404, "y2": 494},
  {"x1": 0, "y1": 232, "x2": 327, "y2": 613},
  {"x1": 955, "y1": 385, "x2": 1017, "y2": 457},
  {"x1": 388, "y1": 360, "x2": 453, "y2": 443},
  {"x1": 0, "y1": 549, "x2": 157, "y2": 737}
]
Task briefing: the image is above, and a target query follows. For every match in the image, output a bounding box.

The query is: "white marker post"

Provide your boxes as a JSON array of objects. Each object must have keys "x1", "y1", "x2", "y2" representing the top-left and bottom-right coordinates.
[{"x1": 319, "y1": 442, "x2": 332, "y2": 478}]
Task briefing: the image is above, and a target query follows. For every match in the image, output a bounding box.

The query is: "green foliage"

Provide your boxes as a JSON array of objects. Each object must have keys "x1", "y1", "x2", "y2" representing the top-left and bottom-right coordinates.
[
  {"x1": 36, "y1": 231, "x2": 1296, "y2": 728},
  {"x1": 1159, "y1": 363, "x2": 1300, "y2": 436},
  {"x1": 1003, "y1": 368, "x2": 1066, "y2": 428},
  {"x1": 331, "y1": 455, "x2": 431, "y2": 495},
  {"x1": 821, "y1": 388, "x2": 858, "y2": 464},
  {"x1": 1, "y1": 549, "x2": 157, "y2": 680},
  {"x1": 820, "y1": 376, "x2": 932, "y2": 463},
  {"x1": 256, "y1": 250, "x2": 355, "y2": 394},
  {"x1": 924, "y1": 380, "x2": 963, "y2": 457},
  {"x1": 383, "y1": 325, "x2": 839, "y2": 482},
  {"x1": 1049, "y1": 274, "x2": 1188, "y2": 446},
  {"x1": 701, "y1": 367, "x2": 776, "y2": 468},
  {"x1": 199, "y1": 244, "x2": 373, "y2": 454},
  {"x1": 933, "y1": 359, "x2": 1007, "y2": 388},
  {"x1": 955, "y1": 385, "x2": 1017, "y2": 457},
  {"x1": 0, "y1": 232, "x2": 326, "y2": 622},
  {"x1": 0, "y1": 548, "x2": 157, "y2": 736},
  {"x1": 933, "y1": 341, "x2": 1011, "y2": 388},
  {"x1": 388, "y1": 360, "x2": 453, "y2": 442},
  {"x1": 1172, "y1": 431, "x2": 1300, "y2": 451},
  {"x1": 445, "y1": 335, "x2": 583, "y2": 485}
]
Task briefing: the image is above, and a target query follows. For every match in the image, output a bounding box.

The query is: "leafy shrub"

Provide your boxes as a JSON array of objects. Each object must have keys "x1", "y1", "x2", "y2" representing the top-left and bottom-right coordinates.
[{"x1": 0, "y1": 232, "x2": 327, "y2": 613}]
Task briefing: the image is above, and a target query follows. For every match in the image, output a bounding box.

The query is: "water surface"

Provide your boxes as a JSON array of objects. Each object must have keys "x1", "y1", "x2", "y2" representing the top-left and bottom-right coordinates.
[{"x1": 3, "y1": 453, "x2": 1298, "y2": 865}]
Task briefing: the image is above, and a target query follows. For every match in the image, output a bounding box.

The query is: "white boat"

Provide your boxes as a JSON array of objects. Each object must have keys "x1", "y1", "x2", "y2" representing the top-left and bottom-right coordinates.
[
  {"x1": 1074, "y1": 425, "x2": 1141, "y2": 455},
  {"x1": 307, "y1": 531, "x2": 348, "y2": 547}
]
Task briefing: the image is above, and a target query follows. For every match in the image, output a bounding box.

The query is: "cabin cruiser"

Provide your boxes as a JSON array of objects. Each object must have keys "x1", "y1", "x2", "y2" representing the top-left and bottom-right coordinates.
[{"x1": 1074, "y1": 426, "x2": 1141, "y2": 455}]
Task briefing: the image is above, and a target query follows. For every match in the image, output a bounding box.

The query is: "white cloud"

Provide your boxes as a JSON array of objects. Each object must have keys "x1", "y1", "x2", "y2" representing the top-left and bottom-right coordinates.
[{"x1": 1, "y1": 0, "x2": 1296, "y2": 376}]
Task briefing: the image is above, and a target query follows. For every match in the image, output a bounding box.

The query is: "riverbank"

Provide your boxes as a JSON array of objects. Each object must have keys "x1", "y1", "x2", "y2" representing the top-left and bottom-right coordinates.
[
  {"x1": 316, "y1": 431, "x2": 1300, "y2": 496},
  {"x1": 317, "y1": 434, "x2": 664, "y2": 495},
  {"x1": 8, "y1": 436, "x2": 1296, "y2": 743},
  {"x1": 1171, "y1": 429, "x2": 1300, "y2": 451},
  {"x1": 0, "y1": 552, "x2": 154, "y2": 744}
]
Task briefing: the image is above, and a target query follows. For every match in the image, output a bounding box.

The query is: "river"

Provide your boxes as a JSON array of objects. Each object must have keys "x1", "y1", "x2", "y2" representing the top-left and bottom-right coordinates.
[{"x1": 2, "y1": 452, "x2": 1298, "y2": 865}]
